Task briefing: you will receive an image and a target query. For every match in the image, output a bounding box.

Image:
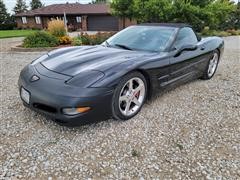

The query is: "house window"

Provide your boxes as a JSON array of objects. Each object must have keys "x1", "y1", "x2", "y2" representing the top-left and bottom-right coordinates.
[
  {"x1": 35, "y1": 16, "x2": 41, "y2": 24},
  {"x1": 22, "y1": 17, "x2": 27, "y2": 24},
  {"x1": 76, "y1": 16, "x2": 81, "y2": 23}
]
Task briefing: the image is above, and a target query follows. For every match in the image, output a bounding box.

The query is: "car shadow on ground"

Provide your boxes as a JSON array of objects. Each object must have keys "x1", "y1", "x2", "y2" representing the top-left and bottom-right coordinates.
[
  {"x1": 22, "y1": 106, "x2": 124, "y2": 133},
  {"x1": 23, "y1": 77, "x2": 204, "y2": 133}
]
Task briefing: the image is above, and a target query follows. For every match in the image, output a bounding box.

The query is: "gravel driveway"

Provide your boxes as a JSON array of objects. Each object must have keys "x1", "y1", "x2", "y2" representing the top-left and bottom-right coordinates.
[{"x1": 0, "y1": 37, "x2": 239, "y2": 179}]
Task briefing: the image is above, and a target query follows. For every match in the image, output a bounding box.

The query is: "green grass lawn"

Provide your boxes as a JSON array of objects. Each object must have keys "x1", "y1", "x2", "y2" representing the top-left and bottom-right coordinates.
[{"x1": 0, "y1": 30, "x2": 39, "y2": 39}]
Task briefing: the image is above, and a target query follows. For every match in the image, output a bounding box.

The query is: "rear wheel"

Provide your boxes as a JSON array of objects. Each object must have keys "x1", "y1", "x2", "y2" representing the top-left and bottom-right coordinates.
[
  {"x1": 112, "y1": 72, "x2": 147, "y2": 120},
  {"x1": 202, "y1": 50, "x2": 220, "y2": 80}
]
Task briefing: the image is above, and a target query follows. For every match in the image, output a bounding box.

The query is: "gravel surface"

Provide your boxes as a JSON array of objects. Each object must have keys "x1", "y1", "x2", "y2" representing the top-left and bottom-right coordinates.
[{"x1": 0, "y1": 36, "x2": 240, "y2": 179}]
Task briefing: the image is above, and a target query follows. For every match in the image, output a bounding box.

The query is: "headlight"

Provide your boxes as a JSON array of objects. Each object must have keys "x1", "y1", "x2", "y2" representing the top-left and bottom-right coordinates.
[
  {"x1": 62, "y1": 107, "x2": 91, "y2": 116},
  {"x1": 66, "y1": 70, "x2": 104, "y2": 88}
]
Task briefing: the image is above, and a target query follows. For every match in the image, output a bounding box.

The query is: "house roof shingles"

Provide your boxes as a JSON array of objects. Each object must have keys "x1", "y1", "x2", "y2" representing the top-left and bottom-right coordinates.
[{"x1": 15, "y1": 3, "x2": 110, "y2": 16}]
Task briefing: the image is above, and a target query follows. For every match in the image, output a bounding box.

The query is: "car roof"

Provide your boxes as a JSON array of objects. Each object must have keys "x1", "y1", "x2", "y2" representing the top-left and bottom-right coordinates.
[{"x1": 138, "y1": 23, "x2": 192, "y2": 28}]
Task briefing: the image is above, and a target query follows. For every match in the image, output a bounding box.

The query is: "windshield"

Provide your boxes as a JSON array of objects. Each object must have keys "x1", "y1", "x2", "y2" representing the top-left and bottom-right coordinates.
[{"x1": 105, "y1": 26, "x2": 176, "y2": 52}]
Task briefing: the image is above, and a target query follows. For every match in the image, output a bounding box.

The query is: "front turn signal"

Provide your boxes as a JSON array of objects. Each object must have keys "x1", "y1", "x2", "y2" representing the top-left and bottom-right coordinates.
[
  {"x1": 62, "y1": 107, "x2": 91, "y2": 115},
  {"x1": 76, "y1": 107, "x2": 91, "y2": 113}
]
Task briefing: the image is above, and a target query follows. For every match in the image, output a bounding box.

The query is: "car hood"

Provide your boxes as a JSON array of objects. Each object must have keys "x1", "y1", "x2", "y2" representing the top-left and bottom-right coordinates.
[{"x1": 41, "y1": 46, "x2": 154, "y2": 76}]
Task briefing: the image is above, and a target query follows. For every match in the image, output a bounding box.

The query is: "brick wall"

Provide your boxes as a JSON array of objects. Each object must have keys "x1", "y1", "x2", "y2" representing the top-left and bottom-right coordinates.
[
  {"x1": 82, "y1": 16, "x2": 88, "y2": 31},
  {"x1": 16, "y1": 15, "x2": 137, "y2": 31},
  {"x1": 68, "y1": 15, "x2": 82, "y2": 31},
  {"x1": 118, "y1": 18, "x2": 137, "y2": 30},
  {"x1": 16, "y1": 17, "x2": 43, "y2": 29}
]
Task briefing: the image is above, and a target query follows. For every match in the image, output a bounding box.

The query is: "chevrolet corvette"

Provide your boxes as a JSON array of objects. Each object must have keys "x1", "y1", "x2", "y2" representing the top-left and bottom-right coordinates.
[{"x1": 19, "y1": 23, "x2": 224, "y2": 126}]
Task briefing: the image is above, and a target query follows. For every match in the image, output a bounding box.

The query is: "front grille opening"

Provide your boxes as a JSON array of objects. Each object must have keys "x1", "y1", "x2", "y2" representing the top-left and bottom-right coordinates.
[
  {"x1": 33, "y1": 103, "x2": 57, "y2": 113},
  {"x1": 54, "y1": 119, "x2": 67, "y2": 124}
]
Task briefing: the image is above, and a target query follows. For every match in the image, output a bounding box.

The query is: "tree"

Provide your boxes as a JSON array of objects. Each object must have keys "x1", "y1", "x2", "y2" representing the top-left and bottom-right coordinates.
[
  {"x1": 0, "y1": 0, "x2": 16, "y2": 30},
  {"x1": 14, "y1": 0, "x2": 28, "y2": 14},
  {"x1": 92, "y1": 0, "x2": 109, "y2": 4},
  {"x1": 170, "y1": 0, "x2": 207, "y2": 31},
  {"x1": 228, "y1": 2, "x2": 240, "y2": 29},
  {"x1": 204, "y1": 0, "x2": 236, "y2": 30},
  {"x1": 110, "y1": 0, "x2": 237, "y2": 32},
  {"x1": 30, "y1": 0, "x2": 43, "y2": 10},
  {"x1": 133, "y1": 0, "x2": 173, "y2": 23},
  {"x1": 190, "y1": 0, "x2": 215, "y2": 8},
  {"x1": 170, "y1": 0, "x2": 235, "y2": 31},
  {"x1": 0, "y1": 0, "x2": 9, "y2": 24},
  {"x1": 111, "y1": 0, "x2": 135, "y2": 28}
]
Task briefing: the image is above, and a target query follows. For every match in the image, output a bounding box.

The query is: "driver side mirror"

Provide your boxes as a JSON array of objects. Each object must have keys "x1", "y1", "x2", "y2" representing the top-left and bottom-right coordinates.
[
  {"x1": 174, "y1": 44, "x2": 198, "y2": 57},
  {"x1": 196, "y1": 33, "x2": 202, "y2": 41}
]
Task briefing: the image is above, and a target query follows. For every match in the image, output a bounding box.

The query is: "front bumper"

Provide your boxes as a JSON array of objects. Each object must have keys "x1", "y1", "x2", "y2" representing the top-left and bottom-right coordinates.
[{"x1": 18, "y1": 64, "x2": 114, "y2": 126}]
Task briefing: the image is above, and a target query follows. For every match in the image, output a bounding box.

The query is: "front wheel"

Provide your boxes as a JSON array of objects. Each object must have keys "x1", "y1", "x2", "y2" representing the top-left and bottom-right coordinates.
[
  {"x1": 112, "y1": 72, "x2": 147, "y2": 120},
  {"x1": 202, "y1": 50, "x2": 220, "y2": 80}
]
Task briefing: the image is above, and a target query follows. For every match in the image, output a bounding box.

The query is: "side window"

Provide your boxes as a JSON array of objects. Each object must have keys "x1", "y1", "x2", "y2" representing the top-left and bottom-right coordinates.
[{"x1": 174, "y1": 27, "x2": 198, "y2": 49}]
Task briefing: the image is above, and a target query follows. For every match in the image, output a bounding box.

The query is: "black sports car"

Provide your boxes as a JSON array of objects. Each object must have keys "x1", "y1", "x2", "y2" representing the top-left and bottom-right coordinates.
[{"x1": 19, "y1": 23, "x2": 224, "y2": 126}]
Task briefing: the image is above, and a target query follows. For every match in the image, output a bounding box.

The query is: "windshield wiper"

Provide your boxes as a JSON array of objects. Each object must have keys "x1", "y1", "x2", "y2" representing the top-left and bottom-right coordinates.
[
  {"x1": 105, "y1": 40, "x2": 110, "y2": 47},
  {"x1": 114, "y1": 44, "x2": 133, "y2": 50}
]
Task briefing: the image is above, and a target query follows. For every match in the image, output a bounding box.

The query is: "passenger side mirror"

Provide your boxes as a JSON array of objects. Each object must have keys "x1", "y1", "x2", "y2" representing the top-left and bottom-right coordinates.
[{"x1": 174, "y1": 44, "x2": 198, "y2": 57}]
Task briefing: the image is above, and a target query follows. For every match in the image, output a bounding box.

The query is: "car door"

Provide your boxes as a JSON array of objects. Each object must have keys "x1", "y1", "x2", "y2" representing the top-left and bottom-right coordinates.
[{"x1": 168, "y1": 27, "x2": 202, "y2": 84}]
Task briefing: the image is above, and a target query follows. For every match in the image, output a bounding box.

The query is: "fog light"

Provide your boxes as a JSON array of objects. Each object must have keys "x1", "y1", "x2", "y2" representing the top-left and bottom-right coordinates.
[{"x1": 62, "y1": 107, "x2": 91, "y2": 115}]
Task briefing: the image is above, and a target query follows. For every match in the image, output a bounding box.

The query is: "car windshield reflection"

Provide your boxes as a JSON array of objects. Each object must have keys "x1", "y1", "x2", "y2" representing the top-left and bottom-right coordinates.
[{"x1": 105, "y1": 26, "x2": 176, "y2": 52}]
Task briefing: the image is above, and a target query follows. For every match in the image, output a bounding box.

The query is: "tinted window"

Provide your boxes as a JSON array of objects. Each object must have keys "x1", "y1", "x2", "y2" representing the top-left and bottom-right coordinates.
[
  {"x1": 106, "y1": 26, "x2": 177, "y2": 52},
  {"x1": 174, "y1": 27, "x2": 198, "y2": 49}
]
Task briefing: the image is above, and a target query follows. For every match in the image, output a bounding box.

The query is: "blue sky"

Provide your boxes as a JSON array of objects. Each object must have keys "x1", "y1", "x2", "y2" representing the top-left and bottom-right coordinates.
[{"x1": 3, "y1": 0, "x2": 239, "y2": 14}]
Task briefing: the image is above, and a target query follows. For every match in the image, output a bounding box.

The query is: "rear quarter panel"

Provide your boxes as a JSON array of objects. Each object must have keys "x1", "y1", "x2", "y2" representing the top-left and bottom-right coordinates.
[
  {"x1": 197, "y1": 36, "x2": 224, "y2": 72},
  {"x1": 200, "y1": 36, "x2": 224, "y2": 57}
]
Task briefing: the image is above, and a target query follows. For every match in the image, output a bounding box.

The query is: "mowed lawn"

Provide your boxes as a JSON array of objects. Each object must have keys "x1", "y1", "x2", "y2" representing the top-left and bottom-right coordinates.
[{"x1": 0, "y1": 30, "x2": 38, "y2": 39}]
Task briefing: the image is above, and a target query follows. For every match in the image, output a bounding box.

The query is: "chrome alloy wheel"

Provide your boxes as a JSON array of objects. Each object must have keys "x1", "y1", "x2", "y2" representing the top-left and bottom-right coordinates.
[
  {"x1": 208, "y1": 52, "x2": 219, "y2": 77},
  {"x1": 119, "y1": 77, "x2": 146, "y2": 116}
]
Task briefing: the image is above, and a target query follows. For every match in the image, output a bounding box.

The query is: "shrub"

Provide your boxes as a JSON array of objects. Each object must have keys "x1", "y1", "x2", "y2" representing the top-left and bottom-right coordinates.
[
  {"x1": 47, "y1": 19, "x2": 66, "y2": 37},
  {"x1": 80, "y1": 33, "x2": 91, "y2": 45},
  {"x1": 93, "y1": 32, "x2": 114, "y2": 44},
  {"x1": 71, "y1": 32, "x2": 115, "y2": 46},
  {"x1": 31, "y1": 27, "x2": 42, "y2": 30},
  {"x1": 80, "y1": 32, "x2": 114, "y2": 45},
  {"x1": 237, "y1": 30, "x2": 240, "y2": 35},
  {"x1": 201, "y1": 26, "x2": 211, "y2": 36},
  {"x1": 0, "y1": 22, "x2": 16, "y2": 30},
  {"x1": 216, "y1": 31, "x2": 231, "y2": 37},
  {"x1": 201, "y1": 26, "x2": 237, "y2": 37},
  {"x1": 59, "y1": 35, "x2": 72, "y2": 45},
  {"x1": 23, "y1": 31, "x2": 59, "y2": 48},
  {"x1": 226, "y1": 29, "x2": 240, "y2": 36},
  {"x1": 0, "y1": 15, "x2": 17, "y2": 30},
  {"x1": 72, "y1": 37, "x2": 82, "y2": 46}
]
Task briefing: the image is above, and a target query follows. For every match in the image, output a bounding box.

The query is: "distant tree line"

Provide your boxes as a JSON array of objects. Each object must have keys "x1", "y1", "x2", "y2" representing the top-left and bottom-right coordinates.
[
  {"x1": 91, "y1": 0, "x2": 109, "y2": 4},
  {"x1": 14, "y1": 0, "x2": 43, "y2": 14},
  {"x1": 0, "y1": 0, "x2": 15, "y2": 30},
  {"x1": 111, "y1": 0, "x2": 240, "y2": 32},
  {"x1": 1, "y1": 0, "x2": 239, "y2": 32},
  {"x1": 0, "y1": 0, "x2": 43, "y2": 30}
]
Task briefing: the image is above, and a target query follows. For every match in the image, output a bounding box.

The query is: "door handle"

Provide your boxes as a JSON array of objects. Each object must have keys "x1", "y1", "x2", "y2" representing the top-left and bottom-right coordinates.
[{"x1": 200, "y1": 46, "x2": 205, "y2": 50}]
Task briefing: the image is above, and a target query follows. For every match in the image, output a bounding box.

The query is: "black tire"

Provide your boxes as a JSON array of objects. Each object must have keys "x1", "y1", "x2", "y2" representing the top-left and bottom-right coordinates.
[
  {"x1": 112, "y1": 72, "x2": 147, "y2": 120},
  {"x1": 202, "y1": 50, "x2": 220, "y2": 80}
]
